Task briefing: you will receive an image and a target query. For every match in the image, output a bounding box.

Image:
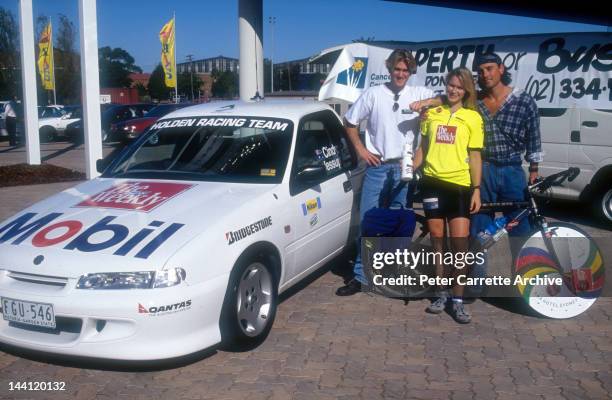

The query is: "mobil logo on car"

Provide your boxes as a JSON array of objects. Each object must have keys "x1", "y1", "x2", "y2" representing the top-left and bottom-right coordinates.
[{"x1": 0, "y1": 181, "x2": 193, "y2": 259}]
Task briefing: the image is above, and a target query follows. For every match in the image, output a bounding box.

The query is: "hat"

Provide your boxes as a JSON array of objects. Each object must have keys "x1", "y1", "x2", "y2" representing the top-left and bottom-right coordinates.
[{"x1": 475, "y1": 52, "x2": 503, "y2": 66}]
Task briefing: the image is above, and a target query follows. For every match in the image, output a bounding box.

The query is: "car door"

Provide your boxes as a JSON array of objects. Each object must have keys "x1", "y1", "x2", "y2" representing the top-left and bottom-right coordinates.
[{"x1": 284, "y1": 110, "x2": 358, "y2": 283}]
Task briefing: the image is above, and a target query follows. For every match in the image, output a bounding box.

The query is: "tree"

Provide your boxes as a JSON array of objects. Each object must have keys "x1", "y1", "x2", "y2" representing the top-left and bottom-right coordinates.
[
  {"x1": 98, "y1": 46, "x2": 142, "y2": 88},
  {"x1": 211, "y1": 69, "x2": 238, "y2": 99},
  {"x1": 55, "y1": 15, "x2": 80, "y2": 104},
  {"x1": 177, "y1": 71, "x2": 203, "y2": 101},
  {"x1": 147, "y1": 63, "x2": 171, "y2": 101},
  {"x1": 0, "y1": 7, "x2": 20, "y2": 99}
]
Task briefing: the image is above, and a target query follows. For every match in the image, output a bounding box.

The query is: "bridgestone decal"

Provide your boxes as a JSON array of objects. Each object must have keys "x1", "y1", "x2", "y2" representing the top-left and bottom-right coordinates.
[{"x1": 225, "y1": 216, "x2": 273, "y2": 245}]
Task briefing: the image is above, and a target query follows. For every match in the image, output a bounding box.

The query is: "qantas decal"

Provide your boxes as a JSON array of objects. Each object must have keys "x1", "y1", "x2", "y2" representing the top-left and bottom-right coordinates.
[
  {"x1": 138, "y1": 300, "x2": 192, "y2": 316},
  {"x1": 76, "y1": 181, "x2": 193, "y2": 212},
  {"x1": 0, "y1": 212, "x2": 184, "y2": 259}
]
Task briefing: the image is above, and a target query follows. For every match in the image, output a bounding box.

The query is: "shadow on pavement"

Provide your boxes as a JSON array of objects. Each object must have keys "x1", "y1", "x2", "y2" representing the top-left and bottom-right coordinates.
[
  {"x1": 41, "y1": 142, "x2": 82, "y2": 162},
  {"x1": 0, "y1": 342, "x2": 218, "y2": 372},
  {"x1": 540, "y1": 197, "x2": 611, "y2": 231}
]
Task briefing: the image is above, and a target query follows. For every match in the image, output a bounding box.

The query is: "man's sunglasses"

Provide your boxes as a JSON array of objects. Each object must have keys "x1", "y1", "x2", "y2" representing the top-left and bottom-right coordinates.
[{"x1": 392, "y1": 93, "x2": 399, "y2": 112}]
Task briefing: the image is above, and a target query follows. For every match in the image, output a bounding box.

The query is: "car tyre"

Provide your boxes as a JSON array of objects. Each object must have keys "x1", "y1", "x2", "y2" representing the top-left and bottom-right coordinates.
[
  {"x1": 220, "y1": 256, "x2": 278, "y2": 350},
  {"x1": 593, "y1": 185, "x2": 612, "y2": 226},
  {"x1": 39, "y1": 126, "x2": 56, "y2": 143}
]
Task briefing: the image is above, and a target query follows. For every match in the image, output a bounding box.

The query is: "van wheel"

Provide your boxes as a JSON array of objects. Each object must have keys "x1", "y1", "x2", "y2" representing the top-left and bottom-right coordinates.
[
  {"x1": 39, "y1": 126, "x2": 56, "y2": 143},
  {"x1": 220, "y1": 257, "x2": 277, "y2": 350},
  {"x1": 594, "y1": 186, "x2": 612, "y2": 226}
]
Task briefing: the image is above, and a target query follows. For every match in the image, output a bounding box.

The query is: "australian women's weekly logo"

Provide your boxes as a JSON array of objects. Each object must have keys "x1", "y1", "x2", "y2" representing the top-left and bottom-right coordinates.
[{"x1": 76, "y1": 181, "x2": 194, "y2": 212}]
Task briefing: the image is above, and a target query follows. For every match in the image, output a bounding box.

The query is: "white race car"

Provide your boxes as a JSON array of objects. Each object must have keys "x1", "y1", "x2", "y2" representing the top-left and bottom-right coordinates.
[{"x1": 0, "y1": 101, "x2": 364, "y2": 360}]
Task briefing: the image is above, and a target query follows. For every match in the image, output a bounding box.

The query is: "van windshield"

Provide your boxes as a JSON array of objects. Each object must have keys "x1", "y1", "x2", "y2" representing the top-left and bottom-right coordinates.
[{"x1": 106, "y1": 116, "x2": 293, "y2": 184}]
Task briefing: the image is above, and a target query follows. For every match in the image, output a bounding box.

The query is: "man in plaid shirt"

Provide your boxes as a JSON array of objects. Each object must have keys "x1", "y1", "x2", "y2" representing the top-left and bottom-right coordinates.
[{"x1": 471, "y1": 52, "x2": 543, "y2": 239}]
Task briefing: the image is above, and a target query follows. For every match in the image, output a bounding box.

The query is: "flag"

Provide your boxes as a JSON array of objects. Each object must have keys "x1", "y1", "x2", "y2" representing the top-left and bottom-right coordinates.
[
  {"x1": 159, "y1": 18, "x2": 176, "y2": 88},
  {"x1": 37, "y1": 22, "x2": 55, "y2": 90}
]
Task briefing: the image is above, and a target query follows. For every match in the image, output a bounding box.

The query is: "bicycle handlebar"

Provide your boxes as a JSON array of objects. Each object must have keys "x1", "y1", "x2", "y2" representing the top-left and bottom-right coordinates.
[{"x1": 530, "y1": 167, "x2": 580, "y2": 193}]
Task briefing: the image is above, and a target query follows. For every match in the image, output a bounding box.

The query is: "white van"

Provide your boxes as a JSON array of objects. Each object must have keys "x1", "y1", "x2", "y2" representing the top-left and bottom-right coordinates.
[{"x1": 537, "y1": 108, "x2": 612, "y2": 225}]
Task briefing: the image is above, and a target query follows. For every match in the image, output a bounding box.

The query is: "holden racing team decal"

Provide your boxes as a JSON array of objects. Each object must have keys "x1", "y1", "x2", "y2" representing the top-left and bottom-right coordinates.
[
  {"x1": 76, "y1": 181, "x2": 193, "y2": 212},
  {"x1": 0, "y1": 212, "x2": 184, "y2": 259},
  {"x1": 226, "y1": 216, "x2": 272, "y2": 245}
]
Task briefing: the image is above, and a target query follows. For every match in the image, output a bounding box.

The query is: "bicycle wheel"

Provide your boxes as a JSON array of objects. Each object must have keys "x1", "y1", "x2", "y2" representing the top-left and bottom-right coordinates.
[{"x1": 514, "y1": 222, "x2": 604, "y2": 319}]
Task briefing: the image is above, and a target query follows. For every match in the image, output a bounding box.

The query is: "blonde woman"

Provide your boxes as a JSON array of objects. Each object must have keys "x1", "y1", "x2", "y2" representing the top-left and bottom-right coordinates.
[{"x1": 413, "y1": 67, "x2": 483, "y2": 323}]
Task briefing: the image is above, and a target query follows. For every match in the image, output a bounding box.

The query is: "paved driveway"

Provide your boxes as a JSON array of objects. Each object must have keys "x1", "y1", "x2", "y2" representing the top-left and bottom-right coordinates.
[{"x1": 0, "y1": 142, "x2": 611, "y2": 399}]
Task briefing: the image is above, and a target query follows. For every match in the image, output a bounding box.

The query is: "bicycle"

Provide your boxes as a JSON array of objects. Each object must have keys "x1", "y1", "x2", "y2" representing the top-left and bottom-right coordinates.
[
  {"x1": 476, "y1": 167, "x2": 604, "y2": 319},
  {"x1": 362, "y1": 167, "x2": 605, "y2": 318}
]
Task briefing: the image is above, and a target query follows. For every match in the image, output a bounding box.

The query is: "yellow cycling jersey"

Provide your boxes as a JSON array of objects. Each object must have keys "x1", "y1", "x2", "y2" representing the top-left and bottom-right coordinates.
[{"x1": 420, "y1": 105, "x2": 484, "y2": 187}]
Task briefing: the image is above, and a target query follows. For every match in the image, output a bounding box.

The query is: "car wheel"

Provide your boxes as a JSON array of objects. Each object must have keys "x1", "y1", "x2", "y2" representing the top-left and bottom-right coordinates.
[
  {"x1": 220, "y1": 257, "x2": 278, "y2": 349},
  {"x1": 39, "y1": 126, "x2": 56, "y2": 143},
  {"x1": 594, "y1": 186, "x2": 612, "y2": 226}
]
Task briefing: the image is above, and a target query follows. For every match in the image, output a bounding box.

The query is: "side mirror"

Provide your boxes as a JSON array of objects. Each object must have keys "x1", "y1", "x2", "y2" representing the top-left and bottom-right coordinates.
[
  {"x1": 95, "y1": 159, "x2": 107, "y2": 173},
  {"x1": 297, "y1": 165, "x2": 326, "y2": 181}
]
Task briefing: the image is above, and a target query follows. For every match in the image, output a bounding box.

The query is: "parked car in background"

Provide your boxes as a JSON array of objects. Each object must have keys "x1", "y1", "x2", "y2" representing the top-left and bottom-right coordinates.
[
  {"x1": 38, "y1": 106, "x2": 81, "y2": 142},
  {"x1": 65, "y1": 104, "x2": 154, "y2": 143},
  {"x1": 108, "y1": 103, "x2": 191, "y2": 142},
  {"x1": 0, "y1": 101, "x2": 9, "y2": 138},
  {"x1": 101, "y1": 104, "x2": 155, "y2": 142}
]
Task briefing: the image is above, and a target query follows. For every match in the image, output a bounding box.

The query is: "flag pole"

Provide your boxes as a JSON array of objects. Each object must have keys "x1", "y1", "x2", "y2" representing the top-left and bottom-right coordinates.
[
  {"x1": 173, "y1": 12, "x2": 178, "y2": 104},
  {"x1": 50, "y1": 17, "x2": 57, "y2": 105}
]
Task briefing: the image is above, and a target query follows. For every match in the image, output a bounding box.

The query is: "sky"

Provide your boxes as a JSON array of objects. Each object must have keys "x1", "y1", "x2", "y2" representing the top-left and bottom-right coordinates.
[{"x1": 0, "y1": 0, "x2": 607, "y2": 72}]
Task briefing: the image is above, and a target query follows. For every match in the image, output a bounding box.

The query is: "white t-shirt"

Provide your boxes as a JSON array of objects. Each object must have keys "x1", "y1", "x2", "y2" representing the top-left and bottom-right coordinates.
[
  {"x1": 344, "y1": 84, "x2": 434, "y2": 161},
  {"x1": 4, "y1": 102, "x2": 16, "y2": 118}
]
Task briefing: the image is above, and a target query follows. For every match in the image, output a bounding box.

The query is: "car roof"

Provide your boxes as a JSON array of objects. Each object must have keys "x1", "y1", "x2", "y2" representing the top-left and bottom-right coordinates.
[{"x1": 161, "y1": 100, "x2": 334, "y2": 122}]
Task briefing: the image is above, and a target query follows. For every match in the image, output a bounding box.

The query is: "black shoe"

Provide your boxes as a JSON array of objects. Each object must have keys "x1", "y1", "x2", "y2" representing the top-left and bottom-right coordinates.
[{"x1": 336, "y1": 279, "x2": 362, "y2": 296}]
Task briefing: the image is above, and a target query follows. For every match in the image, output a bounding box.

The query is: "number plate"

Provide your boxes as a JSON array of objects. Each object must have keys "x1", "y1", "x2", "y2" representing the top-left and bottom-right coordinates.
[{"x1": 1, "y1": 297, "x2": 56, "y2": 329}]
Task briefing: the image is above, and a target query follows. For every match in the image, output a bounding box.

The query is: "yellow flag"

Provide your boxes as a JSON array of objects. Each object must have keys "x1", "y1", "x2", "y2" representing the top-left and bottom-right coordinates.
[
  {"x1": 159, "y1": 18, "x2": 176, "y2": 88},
  {"x1": 37, "y1": 22, "x2": 55, "y2": 90}
]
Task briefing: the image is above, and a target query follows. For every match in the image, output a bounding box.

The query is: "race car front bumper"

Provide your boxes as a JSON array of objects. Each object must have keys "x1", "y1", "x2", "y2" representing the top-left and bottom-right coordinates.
[{"x1": 0, "y1": 270, "x2": 229, "y2": 361}]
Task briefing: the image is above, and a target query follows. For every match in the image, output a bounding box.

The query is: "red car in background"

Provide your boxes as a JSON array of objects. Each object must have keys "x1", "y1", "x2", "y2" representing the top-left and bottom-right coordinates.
[{"x1": 109, "y1": 103, "x2": 191, "y2": 142}]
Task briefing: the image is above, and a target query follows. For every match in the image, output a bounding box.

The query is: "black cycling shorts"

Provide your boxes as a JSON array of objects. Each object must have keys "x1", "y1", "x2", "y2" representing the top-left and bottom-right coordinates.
[{"x1": 419, "y1": 175, "x2": 471, "y2": 219}]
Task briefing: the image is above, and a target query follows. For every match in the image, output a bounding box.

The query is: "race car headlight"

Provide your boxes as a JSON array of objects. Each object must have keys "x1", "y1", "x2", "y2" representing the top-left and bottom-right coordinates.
[
  {"x1": 77, "y1": 272, "x2": 155, "y2": 290},
  {"x1": 76, "y1": 268, "x2": 186, "y2": 289},
  {"x1": 153, "y1": 268, "x2": 186, "y2": 288}
]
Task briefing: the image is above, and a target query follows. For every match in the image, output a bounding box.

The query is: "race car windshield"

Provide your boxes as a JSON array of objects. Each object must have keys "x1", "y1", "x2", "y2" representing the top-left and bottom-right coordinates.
[{"x1": 106, "y1": 116, "x2": 293, "y2": 183}]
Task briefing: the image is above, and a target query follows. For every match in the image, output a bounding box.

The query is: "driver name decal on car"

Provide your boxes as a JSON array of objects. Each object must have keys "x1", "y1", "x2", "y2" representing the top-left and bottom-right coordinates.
[
  {"x1": 76, "y1": 181, "x2": 194, "y2": 212},
  {"x1": 226, "y1": 216, "x2": 272, "y2": 245},
  {"x1": 315, "y1": 145, "x2": 341, "y2": 172},
  {"x1": 0, "y1": 212, "x2": 184, "y2": 259}
]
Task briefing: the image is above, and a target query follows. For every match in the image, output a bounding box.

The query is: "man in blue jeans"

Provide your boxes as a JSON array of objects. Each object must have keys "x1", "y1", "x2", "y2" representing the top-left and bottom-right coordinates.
[
  {"x1": 336, "y1": 49, "x2": 433, "y2": 296},
  {"x1": 469, "y1": 52, "x2": 543, "y2": 294}
]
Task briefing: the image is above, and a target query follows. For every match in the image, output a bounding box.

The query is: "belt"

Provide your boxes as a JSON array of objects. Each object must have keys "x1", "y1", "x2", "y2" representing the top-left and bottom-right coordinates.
[
  {"x1": 484, "y1": 159, "x2": 522, "y2": 166},
  {"x1": 381, "y1": 158, "x2": 401, "y2": 164}
]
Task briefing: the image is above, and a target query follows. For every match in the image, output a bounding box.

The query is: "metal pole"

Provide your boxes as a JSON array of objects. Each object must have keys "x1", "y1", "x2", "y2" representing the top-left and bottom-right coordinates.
[
  {"x1": 78, "y1": 0, "x2": 102, "y2": 179},
  {"x1": 269, "y1": 16, "x2": 275, "y2": 93},
  {"x1": 18, "y1": 0, "x2": 40, "y2": 164},
  {"x1": 174, "y1": 12, "x2": 178, "y2": 103},
  {"x1": 186, "y1": 54, "x2": 194, "y2": 101},
  {"x1": 50, "y1": 17, "x2": 57, "y2": 105},
  {"x1": 238, "y1": 0, "x2": 263, "y2": 101}
]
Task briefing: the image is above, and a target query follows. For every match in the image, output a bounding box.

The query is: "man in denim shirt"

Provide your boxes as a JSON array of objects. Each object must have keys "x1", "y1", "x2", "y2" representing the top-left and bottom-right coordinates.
[{"x1": 471, "y1": 52, "x2": 543, "y2": 239}]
